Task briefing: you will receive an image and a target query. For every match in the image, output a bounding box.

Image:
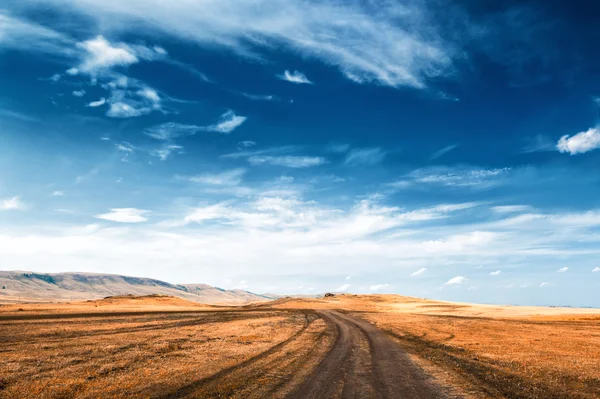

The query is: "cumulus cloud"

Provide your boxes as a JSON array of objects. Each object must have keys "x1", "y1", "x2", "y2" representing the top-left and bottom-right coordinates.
[
  {"x1": 557, "y1": 267, "x2": 568, "y2": 273},
  {"x1": 76, "y1": 35, "x2": 139, "y2": 73},
  {"x1": 489, "y1": 270, "x2": 501, "y2": 276},
  {"x1": 444, "y1": 276, "x2": 467, "y2": 286},
  {"x1": 1, "y1": 196, "x2": 25, "y2": 210},
  {"x1": 278, "y1": 70, "x2": 313, "y2": 84},
  {"x1": 204, "y1": 110, "x2": 247, "y2": 134},
  {"x1": 72, "y1": 89, "x2": 86, "y2": 97},
  {"x1": 557, "y1": 127, "x2": 600, "y2": 155},
  {"x1": 345, "y1": 148, "x2": 386, "y2": 166},
  {"x1": 95, "y1": 208, "x2": 149, "y2": 223},
  {"x1": 411, "y1": 268, "x2": 427, "y2": 276},
  {"x1": 369, "y1": 284, "x2": 390, "y2": 292},
  {"x1": 593, "y1": 267, "x2": 600, "y2": 272}
]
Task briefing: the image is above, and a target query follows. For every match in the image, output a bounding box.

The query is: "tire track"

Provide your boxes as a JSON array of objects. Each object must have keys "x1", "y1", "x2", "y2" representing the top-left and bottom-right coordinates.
[
  {"x1": 156, "y1": 310, "x2": 318, "y2": 399},
  {"x1": 287, "y1": 310, "x2": 458, "y2": 399}
]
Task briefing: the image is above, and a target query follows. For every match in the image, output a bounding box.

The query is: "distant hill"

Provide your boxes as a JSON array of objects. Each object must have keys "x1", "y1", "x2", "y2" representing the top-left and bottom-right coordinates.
[{"x1": 0, "y1": 271, "x2": 276, "y2": 305}]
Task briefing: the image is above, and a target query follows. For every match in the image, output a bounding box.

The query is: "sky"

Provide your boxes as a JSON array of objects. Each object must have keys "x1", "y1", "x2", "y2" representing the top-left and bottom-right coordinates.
[{"x1": 1, "y1": 0, "x2": 600, "y2": 307}]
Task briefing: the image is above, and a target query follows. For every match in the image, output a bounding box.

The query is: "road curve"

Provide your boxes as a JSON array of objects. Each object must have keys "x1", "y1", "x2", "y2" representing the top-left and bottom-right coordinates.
[{"x1": 287, "y1": 310, "x2": 454, "y2": 399}]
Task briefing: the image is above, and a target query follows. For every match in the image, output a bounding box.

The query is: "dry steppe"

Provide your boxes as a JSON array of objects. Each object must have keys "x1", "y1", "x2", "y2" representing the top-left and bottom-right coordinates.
[{"x1": 0, "y1": 294, "x2": 598, "y2": 399}]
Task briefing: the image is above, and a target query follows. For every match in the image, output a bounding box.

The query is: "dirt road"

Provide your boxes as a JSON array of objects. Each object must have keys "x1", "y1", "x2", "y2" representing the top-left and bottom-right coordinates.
[
  {"x1": 167, "y1": 309, "x2": 457, "y2": 398},
  {"x1": 0, "y1": 306, "x2": 458, "y2": 398},
  {"x1": 287, "y1": 310, "x2": 453, "y2": 399}
]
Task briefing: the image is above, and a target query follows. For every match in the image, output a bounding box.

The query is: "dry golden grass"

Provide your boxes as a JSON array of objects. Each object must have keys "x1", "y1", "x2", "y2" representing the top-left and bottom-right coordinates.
[
  {"x1": 0, "y1": 297, "x2": 313, "y2": 399},
  {"x1": 2, "y1": 294, "x2": 598, "y2": 399}
]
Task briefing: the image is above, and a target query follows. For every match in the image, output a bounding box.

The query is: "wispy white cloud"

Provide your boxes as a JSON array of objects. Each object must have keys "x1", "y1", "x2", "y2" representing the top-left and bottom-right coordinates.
[
  {"x1": 392, "y1": 166, "x2": 511, "y2": 189},
  {"x1": 540, "y1": 282, "x2": 554, "y2": 288},
  {"x1": 204, "y1": 110, "x2": 247, "y2": 134},
  {"x1": 0, "y1": 196, "x2": 25, "y2": 211},
  {"x1": 149, "y1": 144, "x2": 183, "y2": 161},
  {"x1": 144, "y1": 122, "x2": 202, "y2": 141},
  {"x1": 39, "y1": 0, "x2": 458, "y2": 89},
  {"x1": 248, "y1": 155, "x2": 326, "y2": 168},
  {"x1": 7, "y1": 195, "x2": 600, "y2": 296},
  {"x1": 522, "y1": 135, "x2": 555, "y2": 153},
  {"x1": 411, "y1": 267, "x2": 427, "y2": 276},
  {"x1": 0, "y1": 109, "x2": 39, "y2": 123},
  {"x1": 557, "y1": 127, "x2": 600, "y2": 155},
  {"x1": 241, "y1": 93, "x2": 278, "y2": 101},
  {"x1": 115, "y1": 142, "x2": 135, "y2": 153},
  {"x1": 490, "y1": 270, "x2": 502, "y2": 276},
  {"x1": 593, "y1": 267, "x2": 600, "y2": 273},
  {"x1": 327, "y1": 143, "x2": 351, "y2": 153},
  {"x1": 0, "y1": 11, "x2": 75, "y2": 55},
  {"x1": 369, "y1": 284, "x2": 390, "y2": 292},
  {"x1": 278, "y1": 70, "x2": 313, "y2": 84},
  {"x1": 237, "y1": 140, "x2": 256, "y2": 149},
  {"x1": 345, "y1": 147, "x2": 385, "y2": 166},
  {"x1": 491, "y1": 205, "x2": 532, "y2": 213},
  {"x1": 430, "y1": 144, "x2": 458, "y2": 160},
  {"x1": 557, "y1": 267, "x2": 568, "y2": 273},
  {"x1": 185, "y1": 169, "x2": 246, "y2": 186},
  {"x1": 105, "y1": 85, "x2": 162, "y2": 118},
  {"x1": 444, "y1": 276, "x2": 467, "y2": 286},
  {"x1": 95, "y1": 208, "x2": 149, "y2": 223},
  {"x1": 51, "y1": 191, "x2": 65, "y2": 197},
  {"x1": 335, "y1": 284, "x2": 351, "y2": 292},
  {"x1": 87, "y1": 98, "x2": 106, "y2": 107},
  {"x1": 72, "y1": 89, "x2": 86, "y2": 97}
]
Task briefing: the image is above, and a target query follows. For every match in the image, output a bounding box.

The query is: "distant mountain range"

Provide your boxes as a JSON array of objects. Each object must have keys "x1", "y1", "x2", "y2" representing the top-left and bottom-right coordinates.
[{"x1": 0, "y1": 271, "x2": 278, "y2": 304}]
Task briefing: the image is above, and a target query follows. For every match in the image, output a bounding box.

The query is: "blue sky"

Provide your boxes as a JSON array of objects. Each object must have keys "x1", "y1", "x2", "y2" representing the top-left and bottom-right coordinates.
[{"x1": 1, "y1": 1, "x2": 600, "y2": 306}]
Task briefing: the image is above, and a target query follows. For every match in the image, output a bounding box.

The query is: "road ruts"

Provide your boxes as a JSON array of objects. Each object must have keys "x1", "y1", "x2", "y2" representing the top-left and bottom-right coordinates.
[{"x1": 286, "y1": 310, "x2": 458, "y2": 399}]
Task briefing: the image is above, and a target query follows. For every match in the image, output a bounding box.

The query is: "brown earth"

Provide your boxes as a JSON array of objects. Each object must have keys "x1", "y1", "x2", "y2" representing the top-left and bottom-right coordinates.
[{"x1": 0, "y1": 294, "x2": 598, "y2": 398}]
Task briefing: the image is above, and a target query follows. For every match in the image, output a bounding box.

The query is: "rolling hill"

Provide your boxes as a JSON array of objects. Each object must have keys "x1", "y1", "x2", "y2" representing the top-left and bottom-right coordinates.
[{"x1": 0, "y1": 271, "x2": 276, "y2": 304}]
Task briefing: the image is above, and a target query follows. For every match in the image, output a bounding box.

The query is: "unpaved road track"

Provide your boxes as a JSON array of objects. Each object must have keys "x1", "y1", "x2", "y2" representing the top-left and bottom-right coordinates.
[
  {"x1": 288, "y1": 310, "x2": 452, "y2": 399},
  {"x1": 167, "y1": 309, "x2": 456, "y2": 399}
]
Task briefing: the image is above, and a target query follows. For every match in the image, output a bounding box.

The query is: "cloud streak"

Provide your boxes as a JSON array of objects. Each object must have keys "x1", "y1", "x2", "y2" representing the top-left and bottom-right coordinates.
[
  {"x1": 248, "y1": 155, "x2": 326, "y2": 168},
  {"x1": 204, "y1": 110, "x2": 247, "y2": 134},
  {"x1": 95, "y1": 208, "x2": 149, "y2": 223},
  {"x1": 278, "y1": 70, "x2": 313, "y2": 84}
]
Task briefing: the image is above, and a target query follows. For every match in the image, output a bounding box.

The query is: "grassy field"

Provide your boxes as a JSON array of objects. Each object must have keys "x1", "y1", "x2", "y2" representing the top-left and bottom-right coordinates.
[
  {"x1": 1, "y1": 294, "x2": 598, "y2": 398},
  {"x1": 275, "y1": 295, "x2": 600, "y2": 399}
]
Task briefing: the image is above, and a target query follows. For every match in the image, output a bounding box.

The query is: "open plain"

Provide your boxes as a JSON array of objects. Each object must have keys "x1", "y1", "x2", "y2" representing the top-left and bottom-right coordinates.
[{"x1": 1, "y1": 294, "x2": 599, "y2": 399}]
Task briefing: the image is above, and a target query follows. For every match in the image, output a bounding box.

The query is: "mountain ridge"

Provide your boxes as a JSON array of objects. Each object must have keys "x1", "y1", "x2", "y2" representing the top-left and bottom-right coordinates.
[{"x1": 0, "y1": 271, "x2": 276, "y2": 305}]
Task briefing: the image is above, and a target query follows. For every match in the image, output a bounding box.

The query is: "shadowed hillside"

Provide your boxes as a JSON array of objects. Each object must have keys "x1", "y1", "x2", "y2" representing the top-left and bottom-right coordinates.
[{"x1": 0, "y1": 271, "x2": 275, "y2": 304}]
